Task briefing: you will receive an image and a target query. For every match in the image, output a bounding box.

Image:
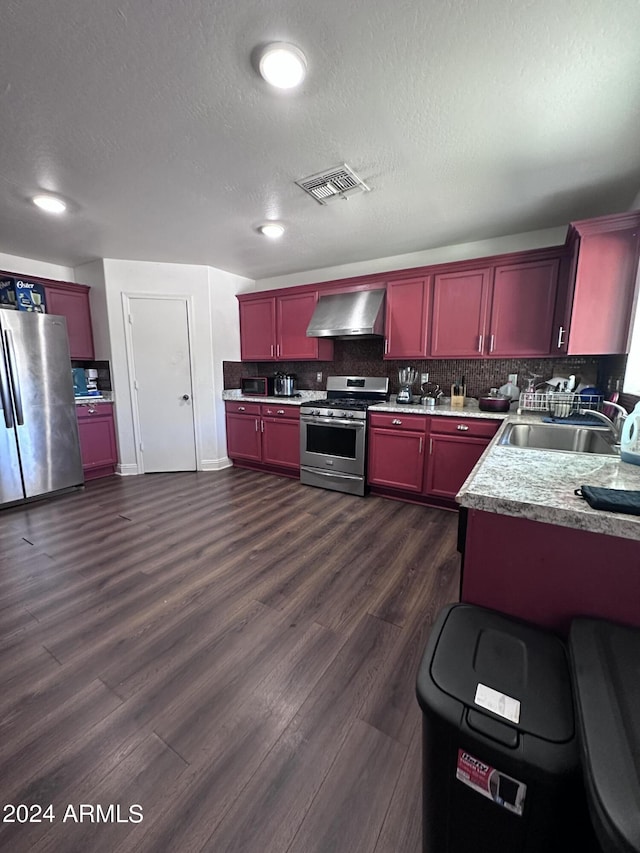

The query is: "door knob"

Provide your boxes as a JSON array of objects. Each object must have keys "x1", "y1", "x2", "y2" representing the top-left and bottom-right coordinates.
[{"x1": 182, "y1": 394, "x2": 190, "y2": 400}]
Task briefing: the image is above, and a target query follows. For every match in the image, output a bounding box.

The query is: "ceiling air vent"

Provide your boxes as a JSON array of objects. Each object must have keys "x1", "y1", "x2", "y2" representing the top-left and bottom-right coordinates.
[{"x1": 296, "y1": 163, "x2": 371, "y2": 205}]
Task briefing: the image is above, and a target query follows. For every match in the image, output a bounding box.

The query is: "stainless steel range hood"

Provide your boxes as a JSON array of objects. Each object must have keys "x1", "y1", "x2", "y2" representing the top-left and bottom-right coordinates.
[{"x1": 306, "y1": 289, "x2": 386, "y2": 338}]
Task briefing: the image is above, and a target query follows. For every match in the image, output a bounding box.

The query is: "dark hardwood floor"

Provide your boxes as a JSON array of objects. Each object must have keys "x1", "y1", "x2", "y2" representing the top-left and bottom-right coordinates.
[{"x1": 0, "y1": 468, "x2": 460, "y2": 853}]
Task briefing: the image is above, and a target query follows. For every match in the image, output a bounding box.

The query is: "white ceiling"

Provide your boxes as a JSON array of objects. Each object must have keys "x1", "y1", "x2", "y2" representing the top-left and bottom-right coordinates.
[{"x1": 2, "y1": 0, "x2": 640, "y2": 282}]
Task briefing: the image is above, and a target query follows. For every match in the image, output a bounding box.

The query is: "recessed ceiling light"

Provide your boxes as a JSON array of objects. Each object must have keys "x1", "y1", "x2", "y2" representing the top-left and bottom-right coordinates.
[
  {"x1": 33, "y1": 194, "x2": 67, "y2": 214},
  {"x1": 258, "y1": 43, "x2": 307, "y2": 89},
  {"x1": 259, "y1": 222, "x2": 285, "y2": 239}
]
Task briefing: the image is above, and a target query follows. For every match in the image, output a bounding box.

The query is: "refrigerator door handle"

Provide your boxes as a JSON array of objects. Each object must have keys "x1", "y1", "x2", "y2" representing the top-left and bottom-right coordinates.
[
  {"x1": 0, "y1": 343, "x2": 14, "y2": 428},
  {"x1": 5, "y1": 331, "x2": 25, "y2": 425}
]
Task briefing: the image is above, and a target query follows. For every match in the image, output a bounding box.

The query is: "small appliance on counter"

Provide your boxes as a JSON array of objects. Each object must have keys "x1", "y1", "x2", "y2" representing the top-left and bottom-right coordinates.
[
  {"x1": 397, "y1": 367, "x2": 418, "y2": 403},
  {"x1": 478, "y1": 388, "x2": 511, "y2": 412},
  {"x1": 85, "y1": 368, "x2": 100, "y2": 395},
  {"x1": 274, "y1": 372, "x2": 298, "y2": 397},
  {"x1": 240, "y1": 376, "x2": 275, "y2": 396}
]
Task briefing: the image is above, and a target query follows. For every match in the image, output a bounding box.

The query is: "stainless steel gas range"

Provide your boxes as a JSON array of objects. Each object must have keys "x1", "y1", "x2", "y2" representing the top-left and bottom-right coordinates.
[{"x1": 299, "y1": 376, "x2": 389, "y2": 496}]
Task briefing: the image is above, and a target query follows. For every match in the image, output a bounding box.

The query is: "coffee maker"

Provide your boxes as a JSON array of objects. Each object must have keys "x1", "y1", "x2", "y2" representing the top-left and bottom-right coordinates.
[{"x1": 85, "y1": 368, "x2": 99, "y2": 395}]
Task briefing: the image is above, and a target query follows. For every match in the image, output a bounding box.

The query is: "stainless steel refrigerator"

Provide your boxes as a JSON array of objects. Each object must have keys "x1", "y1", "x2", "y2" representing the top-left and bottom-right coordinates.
[{"x1": 0, "y1": 311, "x2": 83, "y2": 507}]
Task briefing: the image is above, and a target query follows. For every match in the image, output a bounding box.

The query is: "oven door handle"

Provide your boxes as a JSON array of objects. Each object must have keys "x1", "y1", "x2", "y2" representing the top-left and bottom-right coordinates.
[
  {"x1": 301, "y1": 416, "x2": 365, "y2": 429},
  {"x1": 301, "y1": 467, "x2": 363, "y2": 482}
]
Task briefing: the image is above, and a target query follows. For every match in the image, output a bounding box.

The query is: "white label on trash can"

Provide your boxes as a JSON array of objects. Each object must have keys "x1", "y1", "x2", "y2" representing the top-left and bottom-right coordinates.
[
  {"x1": 474, "y1": 682, "x2": 521, "y2": 724},
  {"x1": 456, "y1": 749, "x2": 527, "y2": 816}
]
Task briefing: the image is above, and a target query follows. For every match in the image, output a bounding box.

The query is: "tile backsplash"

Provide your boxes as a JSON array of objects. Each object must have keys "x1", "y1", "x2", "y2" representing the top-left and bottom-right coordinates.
[{"x1": 224, "y1": 339, "x2": 627, "y2": 399}]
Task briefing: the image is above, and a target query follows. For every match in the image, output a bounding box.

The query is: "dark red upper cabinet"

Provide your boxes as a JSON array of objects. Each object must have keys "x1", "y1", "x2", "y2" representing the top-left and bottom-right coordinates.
[
  {"x1": 430, "y1": 268, "x2": 492, "y2": 357},
  {"x1": 43, "y1": 282, "x2": 95, "y2": 360},
  {"x1": 385, "y1": 277, "x2": 431, "y2": 358},
  {"x1": 239, "y1": 292, "x2": 332, "y2": 361},
  {"x1": 561, "y1": 212, "x2": 640, "y2": 355},
  {"x1": 277, "y1": 291, "x2": 333, "y2": 361},
  {"x1": 239, "y1": 296, "x2": 277, "y2": 360},
  {"x1": 488, "y1": 258, "x2": 560, "y2": 357}
]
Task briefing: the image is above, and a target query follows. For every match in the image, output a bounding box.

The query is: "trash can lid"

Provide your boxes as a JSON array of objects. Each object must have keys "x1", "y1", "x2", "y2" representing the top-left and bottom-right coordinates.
[
  {"x1": 429, "y1": 604, "x2": 574, "y2": 743},
  {"x1": 570, "y1": 618, "x2": 640, "y2": 853}
]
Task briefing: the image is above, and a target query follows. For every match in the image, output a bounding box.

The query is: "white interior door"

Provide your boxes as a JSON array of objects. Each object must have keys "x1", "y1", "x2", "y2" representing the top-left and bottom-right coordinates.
[{"x1": 128, "y1": 296, "x2": 197, "y2": 472}]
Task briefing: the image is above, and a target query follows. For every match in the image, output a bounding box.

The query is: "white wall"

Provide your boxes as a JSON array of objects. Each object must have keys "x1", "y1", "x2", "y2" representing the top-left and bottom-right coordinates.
[
  {"x1": 101, "y1": 258, "x2": 248, "y2": 475},
  {"x1": 208, "y1": 266, "x2": 243, "y2": 463},
  {"x1": 74, "y1": 260, "x2": 110, "y2": 360},
  {"x1": 0, "y1": 250, "x2": 75, "y2": 282},
  {"x1": 254, "y1": 225, "x2": 568, "y2": 291}
]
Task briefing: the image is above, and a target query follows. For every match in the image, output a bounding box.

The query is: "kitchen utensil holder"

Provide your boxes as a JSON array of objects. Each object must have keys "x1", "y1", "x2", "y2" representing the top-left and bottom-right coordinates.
[
  {"x1": 450, "y1": 385, "x2": 466, "y2": 408},
  {"x1": 517, "y1": 391, "x2": 602, "y2": 418}
]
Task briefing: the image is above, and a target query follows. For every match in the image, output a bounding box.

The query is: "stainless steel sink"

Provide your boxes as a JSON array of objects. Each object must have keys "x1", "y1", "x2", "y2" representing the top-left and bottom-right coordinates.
[{"x1": 499, "y1": 423, "x2": 618, "y2": 455}]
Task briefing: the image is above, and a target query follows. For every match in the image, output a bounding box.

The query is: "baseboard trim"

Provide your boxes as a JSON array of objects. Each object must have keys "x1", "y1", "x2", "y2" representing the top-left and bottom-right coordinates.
[
  {"x1": 201, "y1": 457, "x2": 233, "y2": 472},
  {"x1": 116, "y1": 463, "x2": 140, "y2": 476}
]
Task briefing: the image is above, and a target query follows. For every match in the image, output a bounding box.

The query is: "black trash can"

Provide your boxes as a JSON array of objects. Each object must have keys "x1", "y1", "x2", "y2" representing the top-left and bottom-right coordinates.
[
  {"x1": 416, "y1": 603, "x2": 596, "y2": 853},
  {"x1": 569, "y1": 617, "x2": 640, "y2": 853}
]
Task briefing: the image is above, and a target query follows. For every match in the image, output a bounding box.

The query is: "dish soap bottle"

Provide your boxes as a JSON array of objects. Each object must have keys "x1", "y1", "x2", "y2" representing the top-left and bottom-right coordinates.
[{"x1": 620, "y1": 402, "x2": 640, "y2": 465}]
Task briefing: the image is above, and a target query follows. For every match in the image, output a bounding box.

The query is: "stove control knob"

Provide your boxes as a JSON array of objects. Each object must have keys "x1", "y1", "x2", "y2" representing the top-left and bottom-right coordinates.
[
  {"x1": 345, "y1": 411, "x2": 354, "y2": 419},
  {"x1": 326, "y1": 411, "x2": 333, "y2": 417},
  {"x1": 311, "y1": 409, "x2": 320, "y2": 416}
]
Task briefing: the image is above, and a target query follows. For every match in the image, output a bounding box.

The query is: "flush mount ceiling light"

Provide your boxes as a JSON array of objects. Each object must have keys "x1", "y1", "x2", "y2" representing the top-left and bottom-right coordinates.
[
  {"x1": 258, "y1": 43, "x2": 307, "y2": 89},
  {"x1": 258, "y1": 222, "x2": 285, "y2": 239},
  {"x1": 32, "y1": 194, "x2": 67, "y2": 214}
]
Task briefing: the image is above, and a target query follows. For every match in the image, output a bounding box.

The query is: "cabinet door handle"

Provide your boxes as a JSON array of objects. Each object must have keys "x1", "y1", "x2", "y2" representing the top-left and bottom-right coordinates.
[
  {"x1": 457, "y1": 424, "x2": 469, "y2": 431},
  {"x1": 489, "y1": 334, "x2": 495, "y2": 353},
  {"x1": 276, "y1": 344, "x2": 280, "y2": 357},
  {"x1": 255, "y1": 419, "x2": 259, "y2": 431},
  {"x1": 392, "y1": 419, "x2": 402, "y2": 425},
  {"x1": 277, "y1": 409, "x2": 285, "y2": 415},
  {"x1": 238, "y1": 406, "x2": 246, "y2": 412},
  {"x1": 270, "y1": 344, "x2": 274, "y2": 357},
  {"x1": 429, "y1": 438, "x2": 433, "y2": 454},
  {"x1": 261, "y1": 420, "x2": 264, "y2": 432},
  {"x1": 419, "y1": 437, "x2": 423, "y2": 454},
  {"x1": 557, "y1": 326, "x2": 565, "y2": 348},
  {"x1": 384, "y1": 339, "x2": 388, "y2": 354},
  {"x1": 478, "y1": 334, "x2": 483, "y2": 353}
]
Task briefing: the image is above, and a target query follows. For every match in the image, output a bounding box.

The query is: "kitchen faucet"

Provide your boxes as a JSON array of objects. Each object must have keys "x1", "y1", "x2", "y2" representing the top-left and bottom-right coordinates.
[{"x1": 578, "y1": 402, "x2": 628, "y2": 443}]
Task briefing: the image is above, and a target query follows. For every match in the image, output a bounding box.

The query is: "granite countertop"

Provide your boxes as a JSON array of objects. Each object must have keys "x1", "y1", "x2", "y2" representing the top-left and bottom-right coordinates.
[
  {"x1": 222, "y1": 389, "x2": 325, "y2": 406},
  {"x1": 74, "y1": 392, "x2": 113, "y2": 404},
  {"x1": 370, "y1": 397, "x2": 510, "y2": 419},
  {"x1": 222, "y1": 391, "x2": 509, "y2": 417},
  {"x1": 457, "y1": 413, "x2": 640, "y2": 541}
]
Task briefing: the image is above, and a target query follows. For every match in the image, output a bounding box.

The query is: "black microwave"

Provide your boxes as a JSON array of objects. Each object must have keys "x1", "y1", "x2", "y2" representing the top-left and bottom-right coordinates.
[{"x1": 240, "y1": 376, "x2": 275, "y2": 396}]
